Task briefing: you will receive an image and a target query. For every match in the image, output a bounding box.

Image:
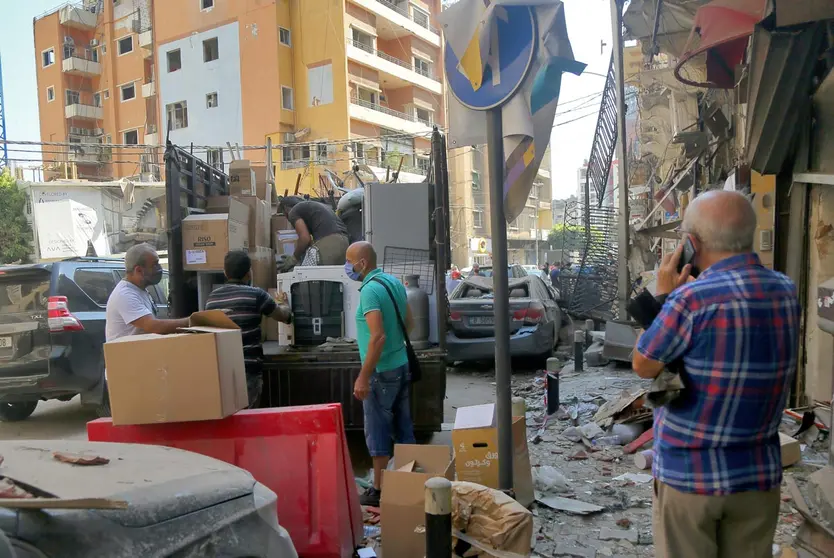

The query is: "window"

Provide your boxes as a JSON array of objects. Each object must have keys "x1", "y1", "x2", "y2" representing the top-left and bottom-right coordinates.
[
  {"x1": 203, "y1": 37, "x2": 219, "y2": 62},
  {"x1": 417, "y1": 157, "x2": 430, "y2": 174},
  {"x1": 414, "y1": 57, "x2": 431, "y2": 78},
  {"x1": 206, "y1": 148, "x2": 222, "y2": 169},
  {"x1": 120, "y1": 82, "x2": 136, "y2": 102},
  {"x1": 471, "y1": 170, "x2": 481, "y2": 190},
  {"x1": 123, "y1": 130, "x2": 139, "y2": 145},
  {"x1": 42, "y1": 48, "x2": 55, "y2": 68},
  {"x1": 46, "y1": 86, "x2": 55, "y2": 103},
  {"x1": 281, "y1": 86, "x2": 294, "y2": 110},
  {"x1": 279, "y1": 27, "x2": 291, "y2": 46},
  {"x1": 201, "y1": 0, "x2": 214, "y2": 9},
  {"x1": 166, "y1": 101, "x2": 188, "y2": 130},
  {"x1": 117, "y1": 36, "x2": 133, "y2": 56},
  {"x1": 352, "y1": 142, "x2": 365, "y2": 159},
  {"x1": 356, "y1": 86, "x2": 377, "y2": 105},
  {"x1": 104, "y1": 135, "x2": 112, "y2": 144},
  {"x1": 93, "y1": 92, "x2": 102, "y2": 107},
  {"x1": 473, "y1": 210, "x2": 484, "y2": 228},
  {"x1": 73, "y1": 269, "x2": 118, "y2": 306},
  {"x1": 316, "y1": 143, "x2": 328, "y2": 161},
  {"x1": 351, "y1": 28, "x2": 373, "y2": 52},
  {"x1": 167, "y1": 49, "x2": 182, "y2": 72},
  {"x1": 65, "y1": 89, "x2": 80, "y2": 106},
  {"x1": 415, "y1": 107, "x2": 431, "y2": 125},
  {"x1": 282, "y1": 147, "x2": 293, "y2": 163},
  {"x1": 300, "y1": 145, "x2": 311, "y2": 160},
  {"x1": 206, "y1": 92, "x2": 218, "y2": 108},
  {"x1": 101, "y1": 44, "x2": 107, "y2": 55},
  {"x1": 103, "y1": 90, "x2": 110, "y2": 100},
  {"x1": 412, "y1": 7, "x2": 430, "y2": 29}
]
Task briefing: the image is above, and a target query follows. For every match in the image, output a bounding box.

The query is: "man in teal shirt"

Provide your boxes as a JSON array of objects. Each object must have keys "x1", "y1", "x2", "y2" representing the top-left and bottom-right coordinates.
[{"x1": 346, "y1": 241, "x2": 416, "y2": 507}]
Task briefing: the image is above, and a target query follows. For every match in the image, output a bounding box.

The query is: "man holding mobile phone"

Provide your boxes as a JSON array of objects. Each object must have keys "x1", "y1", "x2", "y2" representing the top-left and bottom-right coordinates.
[{"x1": 631, "y1": 190, "x2": 800, "y2": 558}]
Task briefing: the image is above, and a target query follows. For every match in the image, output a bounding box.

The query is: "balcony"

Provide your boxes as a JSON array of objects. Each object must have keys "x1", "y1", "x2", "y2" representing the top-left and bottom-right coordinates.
[
  {"x1": 145, "y1": 125, "x2": 158, "y2": 146},
  {"x1": 62, "y1": 54, "x2": 101, "y2": 77},
  {"x1": 68, "y1": 144, "x2": 111, "y2": 165},
  {"x1": 65, "y1": 103, "x2": 103, "y2": 121},
  {"x1": 59, "y1": 4, "x2": 97, "y2": 30},
  {"x1": 346, "y1": 39, "x2": 442, "y2": 94},
  {"x1": 349, "y1": 98, "x2": 432, "y2": 135},
  {"x1": 348, "y1": 0, "x2": 440, "y2": 47},
  {"x1": 142, "y1": 81, "x2": 156, "y2": 98},
  {"x1": 139, "y1": 29, "x2": 153, "y2": 49}
]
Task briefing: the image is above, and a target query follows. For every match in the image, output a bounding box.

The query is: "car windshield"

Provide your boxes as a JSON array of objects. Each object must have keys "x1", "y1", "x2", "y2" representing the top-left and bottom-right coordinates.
[{"x1": 467, "y1": 267, "x2": 512, "y2": 278}]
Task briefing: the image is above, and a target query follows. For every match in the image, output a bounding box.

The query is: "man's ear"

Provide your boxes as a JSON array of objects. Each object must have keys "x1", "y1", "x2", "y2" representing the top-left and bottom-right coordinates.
[{"x1": 244, "y1": 272, "x2": 252, "y2": 284}]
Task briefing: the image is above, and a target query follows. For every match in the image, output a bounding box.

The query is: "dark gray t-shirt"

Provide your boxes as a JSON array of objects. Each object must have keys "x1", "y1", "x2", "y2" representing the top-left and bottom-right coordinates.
[{"x1": 288, "y1": 201, "x2": 347, "y2": 240}]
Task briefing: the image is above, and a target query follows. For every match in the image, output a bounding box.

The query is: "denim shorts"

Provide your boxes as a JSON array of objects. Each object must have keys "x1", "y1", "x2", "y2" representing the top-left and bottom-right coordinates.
[{"x1": 363, "y1": 363, "x2": 416, "y2": 457}]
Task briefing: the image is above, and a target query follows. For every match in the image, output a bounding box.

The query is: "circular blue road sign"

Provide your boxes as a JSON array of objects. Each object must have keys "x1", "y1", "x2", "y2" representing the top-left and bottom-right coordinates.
[{"x1": 444, "y1": 6, "x2": 536, "y2": 111}]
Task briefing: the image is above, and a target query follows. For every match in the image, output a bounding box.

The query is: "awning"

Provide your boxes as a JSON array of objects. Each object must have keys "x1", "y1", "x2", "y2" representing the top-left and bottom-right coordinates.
[
  {"x1": 674, "y1": 0, "x2": 768, "y2": 89},
  {"x1": 623, "y1": 0, "x2": 710, "y2": 57}
]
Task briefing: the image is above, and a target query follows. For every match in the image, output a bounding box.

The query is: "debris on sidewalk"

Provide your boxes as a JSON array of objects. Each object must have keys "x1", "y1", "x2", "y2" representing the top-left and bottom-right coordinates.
[
  {"x1": 535, "y1": 493, "x2": 604, "y2": 515},
  {"x1": 593, "y1": 389, "x2": 649, "y2": 428},
  {"x1": 452, "y1": 481, "x2": 533, "y2": 556},
  {"x1": 53, "y1": 452, "x2": 110, "y2": 466},
  {"x1": 0, "y1": 478, "x2": 35, "y2": 499}
]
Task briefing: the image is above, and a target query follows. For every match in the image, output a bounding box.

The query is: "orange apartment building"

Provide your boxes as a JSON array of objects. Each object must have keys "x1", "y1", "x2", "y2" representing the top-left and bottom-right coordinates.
[{"x1": 33, "y1": 0, "x2": 445, "y2": 192}]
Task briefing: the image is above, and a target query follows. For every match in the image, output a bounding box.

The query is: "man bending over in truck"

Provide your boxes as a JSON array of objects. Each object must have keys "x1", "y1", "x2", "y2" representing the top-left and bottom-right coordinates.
[
  {"x1": 106, "y1": 243, "x2": 190, "y2": 342},
  {"x1": 347, "y1": 241, "x2": 416, "y2": 507},
  {"x1": 205, "y1": 251, "x2": 293, "y2": 408},
  {"x1": 279, "y1": 197, "x2": 350, "y2": 265}
]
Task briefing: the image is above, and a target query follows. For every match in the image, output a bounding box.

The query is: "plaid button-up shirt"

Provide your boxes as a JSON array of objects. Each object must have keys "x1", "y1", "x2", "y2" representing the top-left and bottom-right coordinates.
[{"x1": 637, "y1": 253, "x2": 800, "y2": 495}]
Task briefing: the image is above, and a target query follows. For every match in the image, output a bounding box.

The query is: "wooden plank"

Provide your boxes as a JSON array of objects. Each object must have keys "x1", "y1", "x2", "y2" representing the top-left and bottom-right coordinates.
[{"x1": 0, "y1": 498, "x2": 128, "y2": 510}]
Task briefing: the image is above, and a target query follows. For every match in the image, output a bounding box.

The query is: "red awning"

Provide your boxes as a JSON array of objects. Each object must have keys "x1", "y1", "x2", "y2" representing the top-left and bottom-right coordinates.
[{"x1": 674, "y1": 0, "x2": 769, "y2": 89}]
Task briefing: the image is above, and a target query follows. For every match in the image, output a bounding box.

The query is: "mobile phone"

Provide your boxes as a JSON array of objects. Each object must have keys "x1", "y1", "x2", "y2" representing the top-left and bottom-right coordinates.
[{"x1": 677, "y1": 236, "x2": 700, "y2": 278}]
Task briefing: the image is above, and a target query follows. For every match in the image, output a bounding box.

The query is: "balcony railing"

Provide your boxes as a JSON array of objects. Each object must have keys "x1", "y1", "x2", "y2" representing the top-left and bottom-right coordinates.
[
  {"x1": 374, "y1": 0, "x2": 439, "y2": 34},
  {"x1": 58, "y1": 2, "x2": 97, "y2": 29},
  {"x1": 346, "y1": 39, "x2": 437, "y2": 80},
  {"x1": 351, "y1": 98, "x2": 424, "y2": 124}
]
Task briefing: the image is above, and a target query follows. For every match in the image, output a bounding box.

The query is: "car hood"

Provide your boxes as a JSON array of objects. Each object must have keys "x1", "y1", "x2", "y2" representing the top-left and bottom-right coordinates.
[{"x1": 0, "y1": 440, "x2": 255, "y2": 528}]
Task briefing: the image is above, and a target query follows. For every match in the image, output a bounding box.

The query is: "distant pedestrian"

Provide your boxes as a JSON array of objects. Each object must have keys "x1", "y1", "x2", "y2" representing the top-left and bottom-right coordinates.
[
  {"x1": 346, "y1": 241, "x2": 416, "y2": 507},
  {"x1": 549, "y1": 263, "x2": 561, "y2": 287},
  {"x1": 469, "y1": 263, "x2": 483, "y2": 277},
  {"x1": 632, "y1": 191, "x2": 800, "y2": 558},
  {"x1": 541, "y1": 262, "x2": 549, "y2": 281}
]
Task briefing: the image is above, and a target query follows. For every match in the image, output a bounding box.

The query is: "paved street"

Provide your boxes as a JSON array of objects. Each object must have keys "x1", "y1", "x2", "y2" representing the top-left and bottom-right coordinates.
[{"x1": 0, "y1": 398, "x2": 96, "y2": 441}]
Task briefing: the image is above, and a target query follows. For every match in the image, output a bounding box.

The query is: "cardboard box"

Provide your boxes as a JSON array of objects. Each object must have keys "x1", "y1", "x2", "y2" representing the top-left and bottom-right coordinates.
[
  {"x1": 452, "y1": 404, "x2": 535, "y2": 507},
  {"x1": 252, "y1": 164, "x2": 273, "y2": 204},
  {"x1": 249, "y1": 246, "x2": 275, "y2": 290},
  {"x1": 780, "y1": 432, "x2": 801, "y2": 467},
  {"x1": 271, "y1": 214, "x2": 292, "y2": 249},
  {"x1": 381, "y1": 445, "x2": 454, "y2": 558},
  {"x1": 183, "y1": 214, "x2": 248, "y2": 271},
  {"x1": 103, "y1": 310, "x2": 248, "y2": 426},
  {"x1": 229, "y1": 160, "x2": 257, "y2": 198},
  {"x1": 205, "y1": 196, "x2": 251, "y2": 226}
]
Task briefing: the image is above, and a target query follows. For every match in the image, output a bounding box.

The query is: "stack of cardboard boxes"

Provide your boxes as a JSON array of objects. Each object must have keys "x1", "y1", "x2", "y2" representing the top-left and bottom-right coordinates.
[{"x1": 181, "y1": 160, "x2": 276, "y2": 291}]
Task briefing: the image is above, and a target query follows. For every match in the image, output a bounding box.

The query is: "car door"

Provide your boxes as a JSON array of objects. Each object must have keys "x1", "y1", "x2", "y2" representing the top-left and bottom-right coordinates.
[
  {"x1": 148, "y1": 271, "x2": 170, "y2": 318},
  {"x1": 534, "y1": 277, "x2": 561, "y2": 329}
]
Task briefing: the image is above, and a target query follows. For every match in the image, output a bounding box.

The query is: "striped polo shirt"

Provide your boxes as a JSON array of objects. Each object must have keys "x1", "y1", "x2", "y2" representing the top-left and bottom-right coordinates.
[{"x1": 205, "y1": 281, "x2": 277, "y2": 366}]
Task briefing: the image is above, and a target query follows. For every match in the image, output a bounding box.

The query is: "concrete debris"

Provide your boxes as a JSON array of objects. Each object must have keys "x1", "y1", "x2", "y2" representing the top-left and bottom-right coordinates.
[
  {"x1": 551, "y1": 544, "x2": 596, "y2": 558},
  {"x1": 602, "y1": 322, "x2": 637, "y2": 363},
  {"x1": 584, "y1": 341, "x2": 609, "y2": 367},
  {"x1": 578, "y1": 422, "x2": 604, "y2": 440},
  {"x1": 599, "y1": 526, "x2": 639, "y2": 543},
  {"x1": 533, "y1": 466, "x2": 570, "y2": 494},
  {"x1": 613, "y1": 473, "x2": 653, "y2": 485},
  {"x1": 567, "y1": 450, "x2": 589, "y2": 461},
  {"x1": 535, "y1": 493, "x2": 604, "y2": 515},
  {"x1": 616, "y1": 518, "x2": 632, "y2": 529},
  {"x1": 593, "y1": 389, "x2": 649, "y2": 428}
]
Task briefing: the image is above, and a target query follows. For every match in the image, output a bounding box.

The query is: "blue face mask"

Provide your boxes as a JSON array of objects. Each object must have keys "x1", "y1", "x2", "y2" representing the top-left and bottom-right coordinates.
[{"x1": 345, "y1": 260, "x2": 362, "y2": 282}]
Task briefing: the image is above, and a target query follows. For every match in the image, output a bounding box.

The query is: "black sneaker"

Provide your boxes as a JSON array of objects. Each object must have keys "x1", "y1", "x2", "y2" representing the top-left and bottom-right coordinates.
[{"x1": 360, "y1": 487, "x2": 381, "y2": 507}]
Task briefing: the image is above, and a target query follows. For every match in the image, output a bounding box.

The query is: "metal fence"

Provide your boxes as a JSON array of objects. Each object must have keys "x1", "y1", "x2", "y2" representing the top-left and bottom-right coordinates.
[{"x1": 555, "y1": 200, "x2": 619, "y2": 320}]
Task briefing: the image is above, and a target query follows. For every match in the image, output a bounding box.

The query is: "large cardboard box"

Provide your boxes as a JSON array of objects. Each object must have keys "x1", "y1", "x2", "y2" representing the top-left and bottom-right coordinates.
[
  {"x1": 208, "y1": 196, "x2": 268, "y2": 249},
  {"x1": 103, "y1": 310, "x2": 248, "y2": 426},
  {"x1": 249, "y1": 246, "x2": 275, "y2": 290},
  {"x1": 271, "y1": 214, "x2": 292, "y2": 249},
  {"x1": 183, "y1": 214, "x2": 248, "y2": 271},
  {"x1": 381, "y1": 445, "x2": 454, "y2": 558},
  {"x1": 229, "y1": 160, "x2": 257, "y2": 198},
  {"x1": 452, "y1": 404, "x2": 535, "y2": 507},
  {"x1": 252, "y1": 164, "x2": 273, "y2": 204}
]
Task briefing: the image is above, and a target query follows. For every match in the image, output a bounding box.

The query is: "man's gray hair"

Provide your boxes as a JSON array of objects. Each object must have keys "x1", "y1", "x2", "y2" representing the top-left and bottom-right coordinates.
[
  {"x1": 682, "y1": 191, "x2": 757, "y2": 253},
  {"x1": 125, "y1": 243, "x2": 157, "y2": 272}
]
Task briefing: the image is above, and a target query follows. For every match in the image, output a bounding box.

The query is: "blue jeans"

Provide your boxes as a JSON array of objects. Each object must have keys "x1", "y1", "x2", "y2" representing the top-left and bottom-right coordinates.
[{"x1": 363, "y1": 363, "x2": 416, "y2": 457}]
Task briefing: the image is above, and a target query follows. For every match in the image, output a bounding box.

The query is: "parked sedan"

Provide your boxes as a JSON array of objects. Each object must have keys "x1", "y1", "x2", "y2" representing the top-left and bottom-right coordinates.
[{"x1": 446, "y1": 275, "x2": 561, "y2": 363}]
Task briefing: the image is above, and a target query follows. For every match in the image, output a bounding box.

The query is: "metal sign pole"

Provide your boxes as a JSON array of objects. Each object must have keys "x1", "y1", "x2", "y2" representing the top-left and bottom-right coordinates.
[{"x1": 487, "y1": 109, "x2": 514, "y2": 492}]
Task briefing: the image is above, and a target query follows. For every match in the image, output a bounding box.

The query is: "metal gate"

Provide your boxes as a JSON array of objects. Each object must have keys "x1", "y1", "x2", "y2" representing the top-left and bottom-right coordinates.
[{"x1": 556, "y1": 200, "x2": 619, "y2": 320}]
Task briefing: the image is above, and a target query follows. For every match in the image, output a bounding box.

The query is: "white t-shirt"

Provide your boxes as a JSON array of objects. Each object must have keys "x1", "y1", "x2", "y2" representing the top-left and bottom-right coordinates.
[{"x1": 105, "y1": 280, "x2": 157, "y2": 342}]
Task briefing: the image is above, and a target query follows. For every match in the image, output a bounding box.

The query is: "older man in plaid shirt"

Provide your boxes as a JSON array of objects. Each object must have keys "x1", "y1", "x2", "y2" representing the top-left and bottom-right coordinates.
[{"x1": 633, "y1": 190, "x2": 800, "y2": 558}]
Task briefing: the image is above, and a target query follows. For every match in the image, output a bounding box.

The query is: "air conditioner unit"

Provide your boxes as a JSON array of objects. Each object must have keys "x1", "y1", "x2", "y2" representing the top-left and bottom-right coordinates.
[
  {"x1": 283, "y1": 133, "x2": 296, "y2": 143},
  {"x1": 90, "y1": 39, "x2": 99, "y2": 47},
  {"x1": 760, "y1": 229, "x2": 773, "y2": 252}
]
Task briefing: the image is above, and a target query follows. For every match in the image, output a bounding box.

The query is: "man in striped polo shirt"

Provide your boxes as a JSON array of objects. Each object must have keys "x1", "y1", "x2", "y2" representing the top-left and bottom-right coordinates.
[{"x1": 206, "y1": 251, "x2": 292, "y2": 408}]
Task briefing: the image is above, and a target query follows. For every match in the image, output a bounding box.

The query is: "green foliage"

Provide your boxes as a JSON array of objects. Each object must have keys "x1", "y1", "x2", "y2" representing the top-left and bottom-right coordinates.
[
  {"x1": 547, "y1": 224, "x2": 603, "y2": 249},
  {"x1": 0, "y1": 171, "x2": 32, "y2": 264},
  {"x1": 383, "y1": 149, "x2": 402, "y2": 169}
]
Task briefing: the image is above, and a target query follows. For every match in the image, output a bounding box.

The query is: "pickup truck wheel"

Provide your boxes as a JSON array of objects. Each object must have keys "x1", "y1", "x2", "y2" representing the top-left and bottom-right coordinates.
[
  {"x1": 96, "y1": 383, "x2": 112, "y2": 418},
  {"x1": 0, "y1": 401, "x2": 38, "y2": 422}
]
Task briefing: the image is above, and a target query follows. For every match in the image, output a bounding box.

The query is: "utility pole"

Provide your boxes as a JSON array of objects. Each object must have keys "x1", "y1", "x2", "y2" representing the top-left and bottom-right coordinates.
[
  {"x1": 0, "y1": 54, "x2": 8, "y2": 170},
  {"x1": 610, "y1": 0, "x2": 630, "y2": 318}
]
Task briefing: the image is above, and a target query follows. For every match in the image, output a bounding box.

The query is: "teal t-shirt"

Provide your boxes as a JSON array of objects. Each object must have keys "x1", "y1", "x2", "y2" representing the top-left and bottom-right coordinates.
[{"x1": 356, "y1": 269, "x2": 408, "y2": 372}]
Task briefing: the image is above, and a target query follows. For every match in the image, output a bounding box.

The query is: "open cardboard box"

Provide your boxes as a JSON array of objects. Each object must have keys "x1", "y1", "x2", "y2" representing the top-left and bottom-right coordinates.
[
  {"x1": 103, "y1": 310, "x2": 249, "y2": 426},
  {"x1": 452, "y1": 403, "x2": 535, "y2": 507},
  {"x1": 381, "y1": 444, "x2": 454, "y2": 558}
]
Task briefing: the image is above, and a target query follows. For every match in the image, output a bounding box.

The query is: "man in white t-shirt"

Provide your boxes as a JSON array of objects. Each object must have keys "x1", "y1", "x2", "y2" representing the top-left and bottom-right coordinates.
[{"x1": 106, "y1": 244, "x2": 189, "y2": 342}]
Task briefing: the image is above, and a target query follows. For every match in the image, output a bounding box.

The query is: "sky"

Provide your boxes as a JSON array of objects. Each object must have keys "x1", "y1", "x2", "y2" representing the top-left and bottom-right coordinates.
[{"x1": 0, "y1": 0, "x2": 613, "y2": 200}]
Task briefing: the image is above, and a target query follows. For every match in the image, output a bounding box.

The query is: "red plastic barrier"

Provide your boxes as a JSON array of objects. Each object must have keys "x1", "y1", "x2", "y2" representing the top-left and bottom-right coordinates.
[{"x1": 87, "y1": 404, "x2": 362, "y2": 558}]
